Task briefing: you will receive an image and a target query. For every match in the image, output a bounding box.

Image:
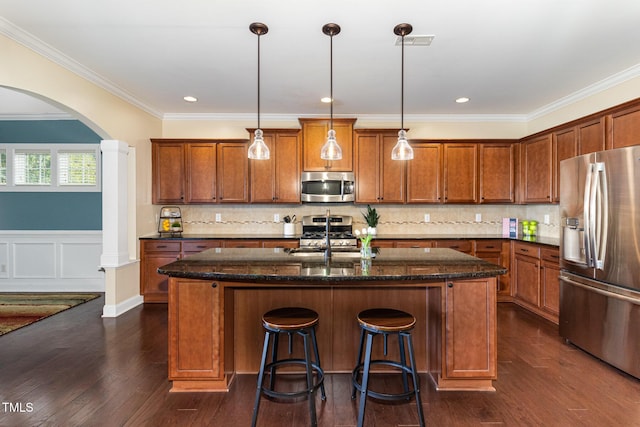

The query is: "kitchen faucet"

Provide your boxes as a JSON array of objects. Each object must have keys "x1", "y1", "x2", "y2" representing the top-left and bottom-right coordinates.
[{"x1": 325, "y1": 209, "x2": 331, "y2": 261}]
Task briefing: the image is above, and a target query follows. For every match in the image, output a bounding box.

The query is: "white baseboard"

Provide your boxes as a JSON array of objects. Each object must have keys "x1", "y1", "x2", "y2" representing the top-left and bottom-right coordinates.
[{"x1": 102, "y1": 294, "x2": 144, "y2": 318}]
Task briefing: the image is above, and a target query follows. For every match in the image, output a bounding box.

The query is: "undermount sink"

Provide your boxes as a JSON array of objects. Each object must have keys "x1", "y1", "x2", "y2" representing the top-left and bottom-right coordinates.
[{"x1": 287, "y1": 247, "x2": 363, "y2": 258}]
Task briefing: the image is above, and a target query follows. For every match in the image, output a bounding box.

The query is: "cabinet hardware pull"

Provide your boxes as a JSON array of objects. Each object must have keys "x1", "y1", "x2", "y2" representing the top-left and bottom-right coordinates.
[
  {"x1": 211, "y1": 282, "x2": 218, "y2": 288},
  {"x1": 157, "y1": 245, "x2": 167, "y2": 248},
  {"x1": 447, "y1": 282, "x2": 453, "y2": 288}
]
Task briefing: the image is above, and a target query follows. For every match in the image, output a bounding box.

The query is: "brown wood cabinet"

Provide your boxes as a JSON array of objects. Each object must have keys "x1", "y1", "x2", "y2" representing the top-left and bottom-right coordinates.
[
  {"x1": 577, "y1": 117, "x2": 606, "y2": 155},
  {"x1": 434, "y1": 239, "x2": 474, "y2": 254},
  {"x1": 609, "y1": 103, "x2": 640, "y2": 149},
  {"x1": 520, "y1": 134, "x2": 553, "y2": 203},
  {"x1": 140, "y1": 241, "x2": 181, "y2": 303},
  {"x1": 248, "y1": 129, "x2": 301, "y2": 203},
  {"x1": 299, "y1": 118, "x2": 355, "y2": 171},
  {"x1": 185, "y1": 142, "x2": 217, "y2": 203},
  {"x1": 443, "y1": 143, "x2": 478, "y2": 203},
  {"x1": 511, "y1": 241, "x2": 559, "y2": 323},
  {"x1": 216, "y1": 142, "x2": 249, "y2": 203},
  {"x1": 441, "y1": 278, "x2": 497, "y2": 382},
  {"x1": 475, "y1": 240, "x2": 511, "y2": 300},
  {"x1": 540, "y1": 247, "x2": 560, "y2": 317},
  {"x1": 406, "y1": 142, "x2": 442, "y2": 203},
  {"x1": 479, "y1": 142, "x2": 516, "y2": 203},
  {"x1": 152, "y1": 142, "x2": 186, "y2": 204},
  {"x1": 151, "y1": 139, "x2": 248, "y2": 204},
  {"x1": 169, "y1": 278, "x2": 224, "y2": 384},
  {"x1": 140, "y1": 238, "x2": 299, "y2": 302},
  {"x1": 354, "y1": 129, "x2": 405, "y2": 203},
  {"x1": 552, "y1": 127, "x2": 577, "y2": 202}
]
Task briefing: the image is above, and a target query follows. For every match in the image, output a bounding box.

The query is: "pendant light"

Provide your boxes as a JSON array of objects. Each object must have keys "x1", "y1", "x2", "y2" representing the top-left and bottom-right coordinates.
[
  {"x1": 320, "y1": 23, "x2": 342, "y2": 161},
  {"x1": 391, "y1": 23, "x2": 414, "y2": 161},
  {"x1": 248, "y1": 22, "x2": 270, "y2": 160}
]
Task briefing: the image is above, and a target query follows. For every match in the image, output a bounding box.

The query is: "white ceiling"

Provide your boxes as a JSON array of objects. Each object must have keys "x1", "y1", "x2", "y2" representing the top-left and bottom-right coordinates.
[{"x1": 1, "y1": 0, "x2": 640, "y2": 120}]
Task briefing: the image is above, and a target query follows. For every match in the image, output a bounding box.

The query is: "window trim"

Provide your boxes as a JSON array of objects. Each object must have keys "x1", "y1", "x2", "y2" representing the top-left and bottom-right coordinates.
[{"x1": 0, "y1": 144, "x2": 101, "y2": 192}]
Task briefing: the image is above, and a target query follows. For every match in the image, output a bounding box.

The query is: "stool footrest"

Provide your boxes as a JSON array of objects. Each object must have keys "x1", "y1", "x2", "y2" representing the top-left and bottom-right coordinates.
[
  {"x1": 260, "y1": 359, "x2": 325, "y2": 400},
  {"x1": 352, "y1": 360, "x2": 420, "y2": 401}
]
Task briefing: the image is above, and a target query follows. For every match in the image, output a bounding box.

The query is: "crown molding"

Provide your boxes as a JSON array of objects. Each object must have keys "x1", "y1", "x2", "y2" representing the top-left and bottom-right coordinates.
[
  {"x1": 0, "y1": 17, "x2": 162, "y2": 119},
  {"x1": 527, "y1": 63, "x2": 640, "y2": 121}
]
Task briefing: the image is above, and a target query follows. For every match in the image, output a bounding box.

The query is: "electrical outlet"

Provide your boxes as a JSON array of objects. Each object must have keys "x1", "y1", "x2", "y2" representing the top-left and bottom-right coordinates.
[
  {"x1": 215, "y1": 213, "x2": 221, "y2": 222},
  {"x1": 274, "y1": 213, "x2": 280, "y2": 223},
  {"x1": 544, "y1": 214, "x2": 550, "y2": 225},
  {"x1": 475, "y1": 213, "x2": 482, "y2": 222},
  {"x1": 424, "y1": 213, "x2": 430, "y2": 222}
]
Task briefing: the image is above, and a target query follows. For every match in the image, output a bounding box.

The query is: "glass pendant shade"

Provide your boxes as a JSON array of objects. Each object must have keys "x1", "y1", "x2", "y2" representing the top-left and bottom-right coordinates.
[
  {"x1": 320, "y1": 129, "x2": 342, "y2": 160},
  {"x1": 391, "y1": 129, "x2": 414, "y2": 160},
  {"x1": 248, "y1": 128, "x2": 270, "y2": 160}
]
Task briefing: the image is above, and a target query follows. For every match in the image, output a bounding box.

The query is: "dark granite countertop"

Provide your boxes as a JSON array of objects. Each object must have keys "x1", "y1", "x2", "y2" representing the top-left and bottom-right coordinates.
[
  {"x1": 157, "y1": 247, "x2": 507, "y2": 283},
  {"x1": 141, "y1": 233, "x2": 559, "y2": 247}
]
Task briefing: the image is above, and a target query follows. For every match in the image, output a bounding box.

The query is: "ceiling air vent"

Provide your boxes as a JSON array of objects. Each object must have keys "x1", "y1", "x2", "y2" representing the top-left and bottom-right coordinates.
[{"x1": 395, "y1": 35, "x2": 435, "y2": 46}]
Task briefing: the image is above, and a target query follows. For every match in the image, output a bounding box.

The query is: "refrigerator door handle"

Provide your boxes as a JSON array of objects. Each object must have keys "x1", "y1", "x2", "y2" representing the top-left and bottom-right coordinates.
[
  {"x1": 583, "y1": 163, "x2": 595, "y2": 267},
  {"x1": 593, "y1": 162, "x2": 608, "y2": 270}
]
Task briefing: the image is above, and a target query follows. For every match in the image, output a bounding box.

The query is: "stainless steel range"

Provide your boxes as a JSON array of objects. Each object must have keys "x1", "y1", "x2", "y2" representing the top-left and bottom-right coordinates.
[{"x1": 299, "y1": 214, "x2": 357, "y2": 248}]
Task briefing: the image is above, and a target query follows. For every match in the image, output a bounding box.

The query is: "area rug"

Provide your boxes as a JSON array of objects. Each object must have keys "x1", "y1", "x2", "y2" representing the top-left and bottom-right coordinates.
[{"x1": 0, "y1": 293, "x2": 101, "y2": 336}]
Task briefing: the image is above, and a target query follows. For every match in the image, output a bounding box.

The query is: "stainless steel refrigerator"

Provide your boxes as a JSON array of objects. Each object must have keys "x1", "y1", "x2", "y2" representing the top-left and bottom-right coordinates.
[{"x1": 559, "y1": 145, "x2": 640, "y2": 379}]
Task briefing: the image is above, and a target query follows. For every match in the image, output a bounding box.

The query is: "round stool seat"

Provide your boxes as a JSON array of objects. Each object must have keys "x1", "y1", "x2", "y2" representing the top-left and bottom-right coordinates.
[
  {"x1": 262, "y1": 307, "x2": 319, "y2": 331},
  {"x1": 357, "y1": 308, "x2": 416, "y2": 332}
]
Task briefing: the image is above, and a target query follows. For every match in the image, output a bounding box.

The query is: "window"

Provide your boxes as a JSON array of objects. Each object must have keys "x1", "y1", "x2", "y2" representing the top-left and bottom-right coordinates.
[
  {"x1": 0, "y1": 149, "x2": 5, "y2": 185},
  {"x1": 0, "y1": 144, "x2": 100, "y2": 192},
  {"x1": 58, "y1": 151, "x2": 97, "y2": 185},
  {"x1": 14, "y1": 150, "x2": 51, "y2": 185}
]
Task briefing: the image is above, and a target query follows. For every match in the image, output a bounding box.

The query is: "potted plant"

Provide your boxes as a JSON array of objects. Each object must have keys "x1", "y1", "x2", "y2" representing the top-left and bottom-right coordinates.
[{"x1": 362, "y1": 205, "x2": 379, "y2": 235}]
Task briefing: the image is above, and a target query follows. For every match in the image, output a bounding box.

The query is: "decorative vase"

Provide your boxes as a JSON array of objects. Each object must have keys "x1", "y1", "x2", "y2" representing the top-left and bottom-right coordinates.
[{"x1": 360, "y1": 245, "x2": 372, "y2": 260}]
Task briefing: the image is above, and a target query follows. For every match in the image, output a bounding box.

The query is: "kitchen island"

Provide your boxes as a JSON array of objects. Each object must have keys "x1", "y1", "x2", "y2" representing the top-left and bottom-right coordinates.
[{"x1": 158, "y1": 247, "x2": 506, "y2": 393}]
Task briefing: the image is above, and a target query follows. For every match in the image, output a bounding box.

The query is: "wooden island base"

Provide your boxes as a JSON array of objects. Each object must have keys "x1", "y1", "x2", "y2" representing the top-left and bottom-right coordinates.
[{"x1": 168, "y1": 278, "x2": 498, "y2": 393}]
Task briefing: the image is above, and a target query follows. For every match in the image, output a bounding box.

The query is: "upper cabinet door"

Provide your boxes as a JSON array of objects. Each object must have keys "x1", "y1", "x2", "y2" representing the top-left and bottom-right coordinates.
[
  {"x1": 216, "y1": 142, "x2": 249, "y2": 203},
  {"x1": 521, "y1": 134, "x2": 553, "y2": 203},
  {"x1": 249, "y1": 129, "x2": 301, "y2": 203},
  {"x1": 552, "y1": 127, "x2": 577, "y2": 203},
  {"x1": 273, "y1": 131, "x2": 302, "y2": 203},
  {"x1": 444, "y1": 143, "x2": 478, "y2": 204},
  {"x1": 186, "y1": 143, "x2": 217, "y2": 203},
  {"x1": 479, "y1": 142, "x2": 516, "y2": 204},
  {"x1": 609, "y1": 103, "x2": 640, "y2": 150},
  {"x1": 354, "y1": 130, "x2": 404, "y2": 204},
  {"x1": 577, "y1": 117, "x2": 605, "y2": 155},
  {"x1": 406, "y1": 142, "x2": 442, "y2": 204},
  {"x1": 354, "y1": 132, "x2": 380, "y2": 203},
  {"x1": 299, "y1": 118, "x2": 355, "y2": 171},
  {"x1": 152, "y1": 141, "x2": 185, "y2": 204}
]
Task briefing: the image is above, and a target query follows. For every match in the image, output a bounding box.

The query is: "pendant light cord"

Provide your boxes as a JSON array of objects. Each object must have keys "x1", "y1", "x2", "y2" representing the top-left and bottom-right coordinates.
[
  {"x1": 329, "y1": 33, "x2": 334, "y2": 130},
  {"x1": 257, "y1": 32, "x2": 261, "y2": 129},
  {"x1": 401, "y1": 33, "x2": 404, "y2": 131}
]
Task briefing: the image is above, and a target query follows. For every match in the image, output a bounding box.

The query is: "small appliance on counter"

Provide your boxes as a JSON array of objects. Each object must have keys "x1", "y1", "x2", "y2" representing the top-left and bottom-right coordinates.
[{"x1": 158, "y1": 206, "x2": 183, "y2": 237}]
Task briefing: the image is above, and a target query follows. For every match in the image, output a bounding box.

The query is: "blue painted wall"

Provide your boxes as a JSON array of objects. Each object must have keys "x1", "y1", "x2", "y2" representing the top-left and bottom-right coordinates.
[{"x1": 0, "y1": 120, "x2": 102, "y2": 230}]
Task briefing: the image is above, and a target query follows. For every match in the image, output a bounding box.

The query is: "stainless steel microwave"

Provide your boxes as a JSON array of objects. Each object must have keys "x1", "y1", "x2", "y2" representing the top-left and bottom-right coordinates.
[{"x1": 301, "y1": 171, "x2": 355, "y2": 203}]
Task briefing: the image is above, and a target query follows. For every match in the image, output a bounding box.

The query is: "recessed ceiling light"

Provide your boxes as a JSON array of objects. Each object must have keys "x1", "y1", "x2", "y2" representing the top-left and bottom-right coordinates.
[
  {"x1": 456, "y1": 97, "x2": 470, "y2": 103},
  {"x1": 321, "y1": 97, "x2": 333, "y2": 103},
  {"x1": 183, "y1": 96, "x2": 198, "y2": 102}
]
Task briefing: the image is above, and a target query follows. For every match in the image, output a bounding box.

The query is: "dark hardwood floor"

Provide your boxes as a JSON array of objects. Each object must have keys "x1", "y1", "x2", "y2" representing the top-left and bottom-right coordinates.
[{"x1": 1, "y1": 296, "x2": 639, "y2": 426}]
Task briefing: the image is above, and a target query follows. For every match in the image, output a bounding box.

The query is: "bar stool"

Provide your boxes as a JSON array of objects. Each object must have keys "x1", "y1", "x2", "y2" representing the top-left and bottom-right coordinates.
[
  {"x1": 251, "y1": 307, "x2": 326, "y2": 427},
  {"x1": 351, "y1": 308, "x2": 425, "y2": 427}
]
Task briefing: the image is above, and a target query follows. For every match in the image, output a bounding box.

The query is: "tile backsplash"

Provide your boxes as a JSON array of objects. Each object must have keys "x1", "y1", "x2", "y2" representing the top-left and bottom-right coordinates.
[{"x1": 166, "y1": 204, "x2": 560, "y2": 239}]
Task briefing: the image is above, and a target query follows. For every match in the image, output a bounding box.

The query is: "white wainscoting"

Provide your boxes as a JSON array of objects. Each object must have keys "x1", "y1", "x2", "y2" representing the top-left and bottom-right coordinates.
[{"x1": 0, "y1": 231, "x2": 104, "y2": 292}]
